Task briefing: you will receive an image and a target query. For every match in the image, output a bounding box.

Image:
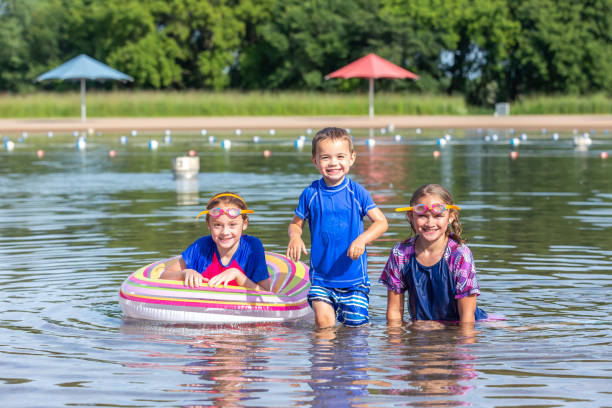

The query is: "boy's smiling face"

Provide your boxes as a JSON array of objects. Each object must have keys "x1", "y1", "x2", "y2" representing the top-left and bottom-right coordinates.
[{"x1": 312, "y1": 138, "x2": 356, "y2": 187}]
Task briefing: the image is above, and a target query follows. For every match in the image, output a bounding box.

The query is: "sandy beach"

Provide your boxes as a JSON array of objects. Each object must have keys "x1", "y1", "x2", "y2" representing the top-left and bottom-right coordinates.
[{"x1": 1, "y1": 114, "x2": 612, "y2": 134}]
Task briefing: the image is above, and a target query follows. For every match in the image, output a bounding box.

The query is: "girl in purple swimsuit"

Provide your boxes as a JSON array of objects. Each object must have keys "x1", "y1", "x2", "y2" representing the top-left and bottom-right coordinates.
[{"x1": 380, "y1": 184, "x2": 487, "y2": 325}]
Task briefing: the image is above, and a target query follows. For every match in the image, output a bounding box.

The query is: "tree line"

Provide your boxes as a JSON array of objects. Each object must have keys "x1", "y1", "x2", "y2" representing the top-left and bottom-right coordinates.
[{"x1": 1, "y1": 0, "x2": 610, "y2": 106}]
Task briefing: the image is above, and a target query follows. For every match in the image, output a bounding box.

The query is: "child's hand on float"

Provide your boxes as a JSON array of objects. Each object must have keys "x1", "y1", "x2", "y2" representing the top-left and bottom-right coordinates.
[
  {"x1": 347, "y1": 237, "x2": 366, "y2": 260},
  {"x1": 184, "y1": 269, "x2": 203, "y2": 288},
  {"x1": 287, "y1": 236, "x2": 308, "y2": 261},
  {"x1": 208, "y1": 268, "x2": 245, "y2": 288}
]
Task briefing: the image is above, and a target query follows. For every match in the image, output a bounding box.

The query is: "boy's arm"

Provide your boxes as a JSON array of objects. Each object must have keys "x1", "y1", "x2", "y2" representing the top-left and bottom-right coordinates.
[
  {"x1": 287, "y1": 215, "x2": 308, "y2": 261},
  {"x1": 347, "y1": 207, "x2": 388, "y2": 260}
]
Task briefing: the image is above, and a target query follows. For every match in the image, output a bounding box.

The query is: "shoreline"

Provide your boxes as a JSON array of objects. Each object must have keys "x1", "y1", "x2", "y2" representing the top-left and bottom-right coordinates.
[{"x1": 1, "y1": 114, "x2": 612, "y2": 134}]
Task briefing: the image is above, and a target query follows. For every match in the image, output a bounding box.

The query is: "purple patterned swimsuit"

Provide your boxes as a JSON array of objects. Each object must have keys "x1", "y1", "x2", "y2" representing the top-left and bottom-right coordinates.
[{"x1": 379, "y1": 236, "x2": 488, "y2": 321}]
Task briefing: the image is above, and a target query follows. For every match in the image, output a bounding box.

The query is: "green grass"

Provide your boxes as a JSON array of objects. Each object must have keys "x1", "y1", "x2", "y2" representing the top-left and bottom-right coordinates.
[
  {"x1": 511, "y1": 93, "x2": 612, "y2": 114},
  {"x1": 0, "y1": 90, "x2": 609, "y2": 118},
  {"x1": 0, "y1": 91, "x2": 467, "y2": 118}
]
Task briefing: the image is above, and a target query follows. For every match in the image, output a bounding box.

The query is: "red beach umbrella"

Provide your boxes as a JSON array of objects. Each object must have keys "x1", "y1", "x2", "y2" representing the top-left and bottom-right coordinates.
[{"x1": 325, "y1": 53, "x2": 419, "y2": 119}]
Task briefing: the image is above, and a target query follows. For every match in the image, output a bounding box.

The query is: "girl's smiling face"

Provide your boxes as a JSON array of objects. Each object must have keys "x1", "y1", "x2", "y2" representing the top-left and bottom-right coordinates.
[
  {"x1": 408, "y1": 194, "x2": 456, "y2": 245},
  {"x1": 207, "y1": 207, "x2": 248, "y2": 253}
]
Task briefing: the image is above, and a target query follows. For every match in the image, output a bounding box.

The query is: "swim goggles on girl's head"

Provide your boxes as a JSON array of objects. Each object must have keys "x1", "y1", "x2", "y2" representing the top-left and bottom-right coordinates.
[
  {"x1": 395, "y1": 203, "x2": 460, "y2": 215},
  {"x1": 195, "y1": 207, "x2": 254, "y2": 221}
]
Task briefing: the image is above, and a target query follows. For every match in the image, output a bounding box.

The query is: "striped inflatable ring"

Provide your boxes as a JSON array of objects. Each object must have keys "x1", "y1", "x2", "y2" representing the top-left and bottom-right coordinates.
[{"x1": 119, "y1": 252, "x2": 312, "y2": 324}]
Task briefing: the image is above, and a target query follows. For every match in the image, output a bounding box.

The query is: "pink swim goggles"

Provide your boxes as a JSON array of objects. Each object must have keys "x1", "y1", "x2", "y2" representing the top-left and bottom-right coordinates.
[
  {"x1": 395, "y1": 203, "x2": 460, "y2": 215},
  {"x1": 195, "y1": 207, "x2": 254, "y2": 220}
]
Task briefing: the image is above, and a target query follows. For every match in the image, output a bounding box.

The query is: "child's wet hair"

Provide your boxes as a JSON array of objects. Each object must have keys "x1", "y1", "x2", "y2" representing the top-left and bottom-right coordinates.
[
  {"x1": 205, "y1": 192, "x2": 250, "y2": 223},
  {"x1": 311, "y1": 127, "x2": 354, "y2": 157},
  {"x1": 408, "y1": 184, "x2": 465, "y2": 244}
]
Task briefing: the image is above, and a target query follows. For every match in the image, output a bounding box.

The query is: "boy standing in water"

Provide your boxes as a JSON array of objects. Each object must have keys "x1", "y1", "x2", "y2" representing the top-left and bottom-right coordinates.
[{"x1": 287, "y1": 127, "x2": 388, "y2": 329}]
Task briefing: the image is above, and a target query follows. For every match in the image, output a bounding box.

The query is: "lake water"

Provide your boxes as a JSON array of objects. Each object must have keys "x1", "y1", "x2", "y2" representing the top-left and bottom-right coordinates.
[{"x1": 1, "y1": 128, "x2": 611, "y2": 407}]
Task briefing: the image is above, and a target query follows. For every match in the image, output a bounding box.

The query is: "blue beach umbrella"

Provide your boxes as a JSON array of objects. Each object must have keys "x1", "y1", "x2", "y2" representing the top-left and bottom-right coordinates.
[{"x1": 37, "y1": 54, "x2": 133, "y2": 122}]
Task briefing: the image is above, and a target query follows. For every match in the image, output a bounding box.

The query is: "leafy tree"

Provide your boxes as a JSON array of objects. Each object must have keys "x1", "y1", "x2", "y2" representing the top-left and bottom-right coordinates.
[
  {"x1": 505, "y1": 0, "x2": 612, "y2": 98},
  {"x1": 0, "y1": 0, "x2": 65, "y2": 92},
  {"x1": 236, "y1": 0, "x2": 388, "y2": 90}
]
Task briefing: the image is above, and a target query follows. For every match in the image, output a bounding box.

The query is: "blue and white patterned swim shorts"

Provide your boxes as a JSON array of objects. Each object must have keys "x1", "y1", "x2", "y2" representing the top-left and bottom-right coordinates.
[{"x1": 307, "y1": 284, "x2": 370, "y2": 326}]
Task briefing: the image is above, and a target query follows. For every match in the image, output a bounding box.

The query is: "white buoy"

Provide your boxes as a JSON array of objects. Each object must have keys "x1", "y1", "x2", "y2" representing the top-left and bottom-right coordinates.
[
  {"x1": 510, "y1": 137, "x2": 521, "y2": 147},
  {"x1": 573, "y1": 133, "x2": 592, "y2": 147},
  {"x1": 4, "y1": 140, "x2": 15, "y2": 152},
  {"x1": 394, "y1": 134, "x2": 402, "y2": 142},
  {"x1": 484, "y1": 135, "x2": 491, "y2": 142},
  {"x1": 47, "y1": 131, "x2": 54, "y2": 138},
  {"x1": 366, "y1": 138, "x2": 376, "y2": 148},
  {"x1": 131, "y1": 130, "x2": 138, "y2": 137},
  {"x1": 148, "y1": 140, "x2": 159, "y2": 150},
  {"x1": 444, "y1": 133, "x2": 452, "y2": 141},
  {"x1": 252, "y1": 135, "x2": 261, "y2": 143},
  {"x1": 163, "y1": 135, "x2": 172, "y2": 144},
  {"x1": 221, "y1": 139, "x2": 231, "y2": 150},
  {"x1": 165, "y1": 129, "x2": 172, "y2": 137},
  {"x1": 21, "y1": 131, "x2": 28, "y2": 139},
  {"x1": 520, "y1": 133, "x2": 528, "y2": 141},
  {"x1": 269, "y1": 129, "x2": 276, "y2": 136},
  {"x1": 551, "y1": 132, "x2": 560, "y2": 141},
  {"x1": 235, "y1": 129, "x2": 242, "y2": 136},
  {"x1": 76, "y1": 137, "x2": 86, "y2": 150},
  {"x1": 416, "y1": 128, "x2": 422, "y2": 135},
  {"x1": 208, "y1": 135, "x2": 216, "y2": 143},
  {"x1": 200, "y1": 129, "x2": 208, "y2": 136},
  {"x1": 437, "y1": 138, "x2": 447, "y2": 147},
  {"x1": 380, "y1": 127, "x2": 387, "y2": 135},
  {"x1": 306, "y1": 128, "x2": 313, "y2": 135},
  {"x1": 388, "y1": 124, "x2": 395, "y2": 132},
  {"x1": 491, "y1": 134, "x2": 499, "y2": 141},
  {"x1": 294, "y1": 139, "x2": 305, "y2": 150},
  {"x1": 72, "y1": 131, "x2": 80, "y2": 137},
  {"x1": 120, "y1": 135, "x2": 128, "y2": 145}
]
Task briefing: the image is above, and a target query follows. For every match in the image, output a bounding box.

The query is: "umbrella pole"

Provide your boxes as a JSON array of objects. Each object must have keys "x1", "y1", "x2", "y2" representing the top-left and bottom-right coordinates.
[
  {"x1": 369, "y1": 78, "x2": 374, "y2": 120},
  {"x1": 80, "y1": 78, "x2": 86, "y2": 122}
]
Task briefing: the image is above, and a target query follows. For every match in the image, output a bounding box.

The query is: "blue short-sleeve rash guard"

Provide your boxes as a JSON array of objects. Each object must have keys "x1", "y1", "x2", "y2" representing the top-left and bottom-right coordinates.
[
  {"x1": 295, "y1": 177, "x2": 376, "y2": 288},
  {"x1": 181, "y1": 235, "x2": 269, "y2": 284}
]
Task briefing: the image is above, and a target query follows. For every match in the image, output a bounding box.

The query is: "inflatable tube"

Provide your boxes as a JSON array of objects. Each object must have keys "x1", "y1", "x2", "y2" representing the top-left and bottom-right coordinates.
[{"x1": 119, "y1": 252, "x2": 312, "y2": 324}]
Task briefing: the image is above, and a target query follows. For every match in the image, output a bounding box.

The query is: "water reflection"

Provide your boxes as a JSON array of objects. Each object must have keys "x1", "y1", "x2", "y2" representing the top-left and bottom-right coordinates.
[
  {"x1": 309, "y1": 328, "x2": 371, "y2": 407},
  {"x1": 381, "y1": 323, "x2": 478, "y2": 406},
  {"x1": 120, "y1": 322, "x2": 272, "y2": 407},
  {"x1": 175, "y1": 178, "x2": 200, "y2": 206}
]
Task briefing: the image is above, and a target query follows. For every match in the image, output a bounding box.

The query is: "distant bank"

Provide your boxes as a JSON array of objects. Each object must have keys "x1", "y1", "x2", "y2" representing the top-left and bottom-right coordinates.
[{"x1": 1, "y1": 115, "x2": 612, "y2": 134}]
